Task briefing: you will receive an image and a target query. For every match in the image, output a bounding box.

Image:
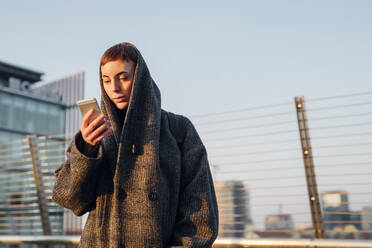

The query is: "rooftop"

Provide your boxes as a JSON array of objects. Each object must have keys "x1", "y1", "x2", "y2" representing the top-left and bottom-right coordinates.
[{"x1": 0, "y1": 60, "x2": 43, "y2": 84}]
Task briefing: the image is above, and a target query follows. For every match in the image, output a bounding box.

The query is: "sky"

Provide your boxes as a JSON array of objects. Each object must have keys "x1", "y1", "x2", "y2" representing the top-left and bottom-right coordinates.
[
  {"x1": 1, "y1": 0, "x2": 371, "y2": 117},
  {"x1": 1, "y1": 0, "x2": 372, "y2": 230}
]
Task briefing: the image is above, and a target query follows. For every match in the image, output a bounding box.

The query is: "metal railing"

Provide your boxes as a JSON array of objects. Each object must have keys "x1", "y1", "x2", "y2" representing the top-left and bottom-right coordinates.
[
  {"x1": 1, "y1": 236, "x2": 372, "y2": 248},
  {"x1": 192, "y1": 91, "x2": 372, "y2": 240}
]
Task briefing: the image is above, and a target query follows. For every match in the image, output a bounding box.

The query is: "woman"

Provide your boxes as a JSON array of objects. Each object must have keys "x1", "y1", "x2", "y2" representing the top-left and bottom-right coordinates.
[{"x1": 52, "y1": 42, "x2": 219, "y2": 248}]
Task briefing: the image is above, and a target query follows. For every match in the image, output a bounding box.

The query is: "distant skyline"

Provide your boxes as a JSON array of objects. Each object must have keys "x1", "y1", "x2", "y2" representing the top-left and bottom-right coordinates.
[{"x1": 1, "y1": 0, "x2": 371, "y2": 117}]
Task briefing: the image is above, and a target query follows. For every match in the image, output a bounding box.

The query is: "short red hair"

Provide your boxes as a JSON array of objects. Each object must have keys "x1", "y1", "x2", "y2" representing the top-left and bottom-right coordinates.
[{"x1": 100, "y1": 43, "x2": 138, "y2": 67}]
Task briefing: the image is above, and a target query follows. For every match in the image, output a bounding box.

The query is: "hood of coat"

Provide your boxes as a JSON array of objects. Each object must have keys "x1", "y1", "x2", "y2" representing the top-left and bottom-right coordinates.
[{"x1": 99, "y1": 42, "x2": 162, "y2": 155}]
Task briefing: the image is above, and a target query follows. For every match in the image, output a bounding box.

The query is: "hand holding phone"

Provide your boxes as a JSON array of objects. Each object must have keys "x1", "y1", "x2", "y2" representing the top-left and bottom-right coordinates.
[{"x1": 77, "y1": 98, "x2": 111, "y2": 146}]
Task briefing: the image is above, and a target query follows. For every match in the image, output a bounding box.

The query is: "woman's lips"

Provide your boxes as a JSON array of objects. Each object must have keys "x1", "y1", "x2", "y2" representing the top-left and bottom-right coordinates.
[{"x1": 113, "y1": 96, "x2": 127, "y2": 103}]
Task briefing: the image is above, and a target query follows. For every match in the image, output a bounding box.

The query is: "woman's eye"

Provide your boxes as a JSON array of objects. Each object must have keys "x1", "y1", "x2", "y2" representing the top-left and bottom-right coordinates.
[
  {"x1": 103, "y1": 80, "x2": 110, "y2": 84},
  {"x1": 120, "y1": 77, "x2": 129, "y2": 81}
]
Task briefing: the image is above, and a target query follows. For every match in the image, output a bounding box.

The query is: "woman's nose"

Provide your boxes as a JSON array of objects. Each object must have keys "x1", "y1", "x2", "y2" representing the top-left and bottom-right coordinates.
[{"x1": 112, "y1": 80, "x2": 120, "y2": 92}]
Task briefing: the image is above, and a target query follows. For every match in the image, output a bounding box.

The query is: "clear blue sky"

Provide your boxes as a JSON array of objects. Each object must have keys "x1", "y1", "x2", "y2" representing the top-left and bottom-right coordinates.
[
  {"x1": 2, "y1": 0, "x2": 372, "y2": 229},
  {"x1": 1, "y1": 0, "x2": 371, "y2": 116}
]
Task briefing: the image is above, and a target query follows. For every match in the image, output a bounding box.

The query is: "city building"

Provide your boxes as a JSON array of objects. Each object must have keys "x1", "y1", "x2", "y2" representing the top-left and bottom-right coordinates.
[
  {"x1": 321, "y1": 190, "x2": 362, "y2": 239},
  {"x1": 362, "y1": 207, "x2": 372, "y2": 231},
  {"x1": 265, "y1": 213, "x2": 294, "y2": 231},
  {"x1": 0, "y1": 60, "x2": 84, "y2": 236},
  {"x1": 321, "y1": 191, "x2": 350, "y2": 231},
  {"x1": 0, "y1": 60, "x2": 84, "y2": 141},
  {"x1": 361, "y1": 206, "x2": 372, "y2": 239},
  {"x1": 214, "y1": 180, "x2": 252, "y2": 238}
]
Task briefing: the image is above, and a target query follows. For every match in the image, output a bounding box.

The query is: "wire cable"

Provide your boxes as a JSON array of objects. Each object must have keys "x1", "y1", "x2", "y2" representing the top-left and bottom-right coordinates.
[
  {"x1": 221, "y1": 175, "x2": 306, "y2": 183},
  {"x1": 301, "y1": 122, "x2": 372, "y2": 131},
  {"x1": 211, "y1": 147, "x2": 301, "y2": 159},
  {"x1": 312, "y1": 142, "x2": 372, "y2": 150},
  {"x1": 311, "y1": 131, "x2": 372, "y2": 140},
  {"x1": 249, "y1": 184, "x2": 307, "y2": 191},
  {"x1": 306, "y1": 112, "x2": 372, "y2": 122},
  {"x1": 314, "y1": 152, "x2": 372, "y2": 159},
  {"x1": 201, "y1": 120, "x2": 297, "y2": 135},
  {"x1": 215, "y1": 156, "x2": 302, "y2": 167},
  {"x1": 307, "y1": 101, "x2": 372, "y2": 112},
  {"x1": 215, "y1": 184, "x2": 305, "y2": 193},
  {"x1": 207, "y1": 138, "x2": 300, "y2": 150},
  {"x1": 190, "y1": 101, "x2": 293, "y2": 119},
  {"x1": 324, "y1": 211, "x2": 372, "y2": 216},
  {"x1": 316, "y1": 162, "x2": 371, "y2": 168},
  {"x1": 205, "y1": 129, "x2": 299, "y2": 142},
  {"x1": 218, "y1": 165, "x2": 301, "y2": 174},
  {"x1": 317, "y1": 172, "x2": 372, "y2": 177},
  {"x1": 320, "y1": 182, "x2": 372, "y2": 187},
  {"x1": 306, "y1": 91, "x2": 372, "y2": 102},
  {"x1": 196, "y1": 111, "x2": 294, "y2": 126},
  {"x1": 217, "y1": 193, "x2": 307, "y2": 201}
]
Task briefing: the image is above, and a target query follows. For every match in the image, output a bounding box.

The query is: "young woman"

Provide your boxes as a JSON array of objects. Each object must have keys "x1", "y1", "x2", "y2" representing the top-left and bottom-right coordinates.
[{"x1": 52, "y1": 42, "x2": 218, "y2": 248}]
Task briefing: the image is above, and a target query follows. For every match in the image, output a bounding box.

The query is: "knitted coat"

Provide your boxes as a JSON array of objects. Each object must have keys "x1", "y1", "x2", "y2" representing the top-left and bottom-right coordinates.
[{"x1": 52, "y1": 43, "x2": 219, "y2": 248}]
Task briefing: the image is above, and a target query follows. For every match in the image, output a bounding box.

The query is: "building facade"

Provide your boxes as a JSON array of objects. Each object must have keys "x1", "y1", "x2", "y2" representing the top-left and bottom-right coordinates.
[
  {"x1": 321, "y1": 191, "x2": 350, "y2": 231},
  {"x1": 214, "y1": 180, "x2": 252, "y2": 238},
  {"x1": 0, "y1": 60, "x2": 84, "y2": 237},
  {"x1": 321, "y1": 191, "x2": 362, "y2": 239}
]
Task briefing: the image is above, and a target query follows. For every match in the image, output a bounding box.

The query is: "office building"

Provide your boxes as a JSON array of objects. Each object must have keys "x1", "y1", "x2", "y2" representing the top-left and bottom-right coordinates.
[
  {"x1": 214, "y1": 180, "x2": 252, "y2": 238},
  {"x1": 321, "y1": 191, "x2": 349, "y2": 231},
  {"x1": 321, "y1": 190, "x2": 363, "y2": 239},
  {"x1": 0, "y1": 60, "x2": 84, "y2": 236}
]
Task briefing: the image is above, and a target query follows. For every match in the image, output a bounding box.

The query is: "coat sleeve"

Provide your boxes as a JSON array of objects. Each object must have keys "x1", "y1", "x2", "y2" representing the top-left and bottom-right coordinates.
[
  {"x1": 52, "y1": 131, "x2": 104, "y2": 216},
  {"x1": 171, "y1": 117, "x2": 219, "y2": 248}
]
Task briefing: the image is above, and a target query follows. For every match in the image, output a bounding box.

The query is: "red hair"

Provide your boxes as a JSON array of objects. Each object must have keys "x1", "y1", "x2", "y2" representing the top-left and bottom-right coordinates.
[{"x1": 100, "y1": 43, "x2": 138, "y2": 67}]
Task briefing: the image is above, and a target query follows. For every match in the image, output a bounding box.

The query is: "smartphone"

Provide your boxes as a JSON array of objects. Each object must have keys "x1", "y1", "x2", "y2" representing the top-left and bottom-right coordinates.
[{"x1": 77, "y1": 98, "x2": 103, "y2": 120}]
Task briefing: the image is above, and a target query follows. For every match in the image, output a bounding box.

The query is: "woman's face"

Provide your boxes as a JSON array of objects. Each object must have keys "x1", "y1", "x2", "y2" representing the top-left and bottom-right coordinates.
[{"x1": 101, "y1": 59, "x2": 136, "y2": 110}]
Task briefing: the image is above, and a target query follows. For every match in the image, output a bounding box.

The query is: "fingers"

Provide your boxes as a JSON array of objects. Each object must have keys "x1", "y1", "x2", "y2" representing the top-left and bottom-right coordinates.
[
  {"x1": 86, "y1": 120, "x2": 111, "y2": 143},
  {"x1": 81, "y1": 111, "x2": 111, "y2": 146},
  {"x1": 92, "y1": 126, "x2": 112, "y2": 144},
  {"x1": 84, "y1": 114, "x2": 105, "y2": 135},
  {"x1": 82, "y1": 109, "x2": 95, "y2": 128}
]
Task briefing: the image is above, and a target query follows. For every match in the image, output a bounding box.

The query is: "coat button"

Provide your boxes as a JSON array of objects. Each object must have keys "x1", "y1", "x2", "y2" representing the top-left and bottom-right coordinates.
[
  {"x1": 131, "y1": 144, "x2": 136, "y2": 154},
  {"x1": 148, "y1": 192, "x2": 158, "y2": 201},
  {"x1": 117, "y1": 188, "x2": 127, "y2": 200}
]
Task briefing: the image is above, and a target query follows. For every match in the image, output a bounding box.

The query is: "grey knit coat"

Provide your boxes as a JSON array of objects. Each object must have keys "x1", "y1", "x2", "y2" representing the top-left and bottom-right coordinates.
[{"x1": 52, "y1": 43, "x2": 219, "y2": 248}]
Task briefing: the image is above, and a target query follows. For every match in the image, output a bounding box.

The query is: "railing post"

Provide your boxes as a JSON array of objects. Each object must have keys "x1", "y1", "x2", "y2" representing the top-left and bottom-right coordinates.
[
  {"x1": 294, "y1": 96, "x2": 324, "y2": 239},
  {"x1": 28, "y1": 135, "x2": 52, "y2": 237}
]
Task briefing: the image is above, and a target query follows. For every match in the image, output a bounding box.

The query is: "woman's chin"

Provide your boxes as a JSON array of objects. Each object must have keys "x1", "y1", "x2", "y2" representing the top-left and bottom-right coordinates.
[{"x1": 115, "y1": 102, "x2": 128, "y2": 110}]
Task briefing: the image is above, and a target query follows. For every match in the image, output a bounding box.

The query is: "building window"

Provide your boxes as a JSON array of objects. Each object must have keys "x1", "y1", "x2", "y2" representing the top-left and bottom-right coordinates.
[
  {"x1": 13, "y1": 97, "x2": 25, "y2": 131},
  {"x1": 0, "y1": 94, "x2": 13, "y2": 129},
  {"x1": 25, "y1": 99, "x2": 37, "y2": 133},
  {"x1": 36, "y1": 102, "x2": 49, "y2": 135}
]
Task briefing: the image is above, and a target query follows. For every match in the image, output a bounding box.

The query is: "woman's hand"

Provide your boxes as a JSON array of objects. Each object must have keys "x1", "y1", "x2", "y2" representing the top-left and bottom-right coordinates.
[{"x1": 81, "y1": 109, "x2": 111, "y2": 146}]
